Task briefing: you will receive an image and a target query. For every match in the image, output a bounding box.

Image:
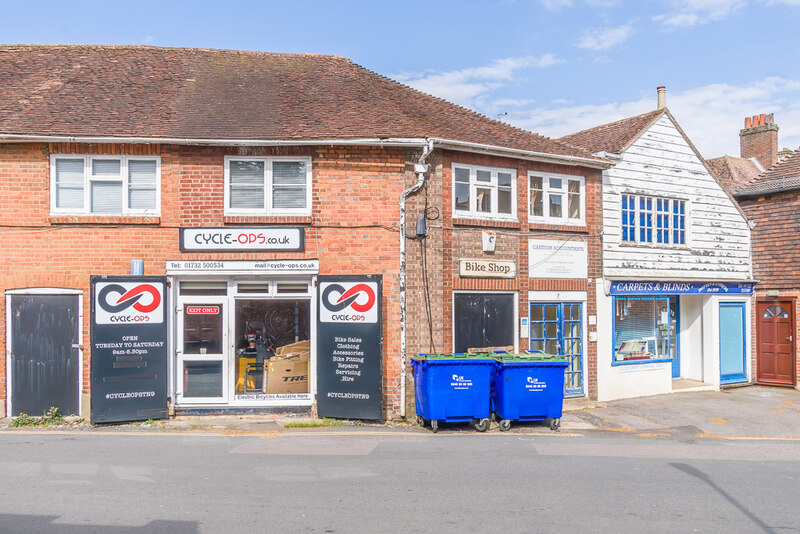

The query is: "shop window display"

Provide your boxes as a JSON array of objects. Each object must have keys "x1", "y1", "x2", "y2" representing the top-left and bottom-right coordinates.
[
  {"x1": 613, "y1": 296, "x2": 677, "y2": 362},
  {"x1": 234, "y1": 300, "x2": 310, "y2": 394}
]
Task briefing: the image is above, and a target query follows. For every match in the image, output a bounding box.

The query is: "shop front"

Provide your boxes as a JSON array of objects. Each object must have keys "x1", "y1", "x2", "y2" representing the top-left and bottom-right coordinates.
[
  {"x1": 595, "y1": 280, "x2": 753, "y2": 401},
  {"x1": 167, "y1": 259, "x2": 319, "y2": 411}
]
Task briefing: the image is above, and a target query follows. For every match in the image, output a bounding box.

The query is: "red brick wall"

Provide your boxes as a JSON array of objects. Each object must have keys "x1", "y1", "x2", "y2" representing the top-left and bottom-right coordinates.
[
  {"x1": 0, "y1": 142, "x2": 412, "y2": 418},
  {"x1": 737, "y1": 193, "x2": 800, "y2": 386},
  {"x1": 403, "y1": 149, "x2": 604, "y2": 411}
]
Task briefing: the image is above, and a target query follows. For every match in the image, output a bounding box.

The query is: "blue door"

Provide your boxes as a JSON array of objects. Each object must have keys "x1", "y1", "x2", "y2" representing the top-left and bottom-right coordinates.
[
  {"x1": 530, "y1": 303, "x2": 583, "y2": 396},
  {"x1": 720, "y1": 302, "x2": 747, "y2": 384}
]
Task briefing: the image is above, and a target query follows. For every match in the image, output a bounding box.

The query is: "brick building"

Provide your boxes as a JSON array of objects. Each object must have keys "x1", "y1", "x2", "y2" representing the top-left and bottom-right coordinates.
[{"x1": 0, "y1": 45, "x2": 609, "y2": 421}]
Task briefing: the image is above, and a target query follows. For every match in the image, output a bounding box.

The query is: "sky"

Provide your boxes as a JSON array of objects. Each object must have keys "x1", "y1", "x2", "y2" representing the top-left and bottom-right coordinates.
[{"x1": 3, "y1": 0, "x2": 800, "y2": 158}]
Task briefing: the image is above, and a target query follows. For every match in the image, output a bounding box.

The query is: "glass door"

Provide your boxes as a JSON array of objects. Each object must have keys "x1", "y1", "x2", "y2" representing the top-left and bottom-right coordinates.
[
  {"x1": 530, "y1": 302, "x2": 584, "y2": 397},
  {"x1": 177, "y1": 298, "x2": 229, "y2": 404}
]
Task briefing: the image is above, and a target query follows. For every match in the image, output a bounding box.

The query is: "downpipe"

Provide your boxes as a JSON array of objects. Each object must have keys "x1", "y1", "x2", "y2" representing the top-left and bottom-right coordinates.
[{"x1": 399, "y1": 139, "x2": 434, "y2": 418}]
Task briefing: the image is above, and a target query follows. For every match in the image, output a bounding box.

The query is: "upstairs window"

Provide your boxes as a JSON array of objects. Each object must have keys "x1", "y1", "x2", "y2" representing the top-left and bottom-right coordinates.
[
  {"x1": 453, "y1": 164, "x2": 516, "y2": 219},
  {"x1": 529, "y1": 172, "x2": 585, "y2": 225},
  {"x1": 621, "y1": 194, "x2": 687, "y2": 246},
  {"x1": 50, "y1": 155, "x2": 160, "y2": 216},
  {"x1": 225, "y1": 157, "x2": 311, "y2": 216}
]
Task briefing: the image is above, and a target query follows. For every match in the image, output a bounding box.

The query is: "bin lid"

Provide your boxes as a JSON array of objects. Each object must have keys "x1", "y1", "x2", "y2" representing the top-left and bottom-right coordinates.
[
  {"x1": 412, "y1": 353, "x2": 495, "y2": 362},
  {"x1": 493, "y1": 352, "x2": 568, "y2": 363}
]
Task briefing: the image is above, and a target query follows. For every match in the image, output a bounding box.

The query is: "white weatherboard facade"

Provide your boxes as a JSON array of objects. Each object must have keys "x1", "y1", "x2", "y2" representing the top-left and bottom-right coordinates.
[{"x1": 596, "y1": 113, "x2": 753, "y2": 401}]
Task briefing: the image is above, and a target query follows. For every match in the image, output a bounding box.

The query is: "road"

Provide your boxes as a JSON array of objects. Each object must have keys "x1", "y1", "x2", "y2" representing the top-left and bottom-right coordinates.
[{"x1": 0, "y1": 428, "x2": 797, "y2": 533}]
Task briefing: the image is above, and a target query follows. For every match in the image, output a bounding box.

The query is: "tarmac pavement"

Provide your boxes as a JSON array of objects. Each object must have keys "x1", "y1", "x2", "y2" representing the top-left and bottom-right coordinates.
[{"x1": 2, "y1": 385, "x2": 799, "y2": 440}]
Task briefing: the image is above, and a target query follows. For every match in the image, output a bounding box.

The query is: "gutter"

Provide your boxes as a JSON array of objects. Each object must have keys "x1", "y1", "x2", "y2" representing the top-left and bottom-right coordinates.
[
  {"x1": 0, "y1": 133, "x2": 611, "y2": 168},
  {"x1": 398, "y1": 139, "x2": 434, "y2": 419},
  {"x1": 430, "y1": 138, "x2": 612, "y2": 169}
]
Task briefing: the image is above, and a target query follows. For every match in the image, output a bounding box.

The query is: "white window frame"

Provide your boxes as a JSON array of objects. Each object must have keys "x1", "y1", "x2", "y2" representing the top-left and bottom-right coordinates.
[
  {"x1": 620, "y1": 193, "x2": 690, "y2": 247},
  {"x1": 49, "y1": 154, "x2": 161, "y2": 216},
  {"x1": 452, "y1": 163, "x2": 517, "y2": 221},
  {"x1": 224, "y1": 156, "x2": 312, "y2": 216},
  {"x1": 528, "y1": 171, "x2": 585, "y2": 226}
]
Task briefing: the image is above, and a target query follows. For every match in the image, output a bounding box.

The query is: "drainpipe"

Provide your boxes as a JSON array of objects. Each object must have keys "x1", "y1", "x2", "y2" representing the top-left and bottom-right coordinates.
[{"x1": 399, "y1": 138, "x2": 434, "y2": 418}]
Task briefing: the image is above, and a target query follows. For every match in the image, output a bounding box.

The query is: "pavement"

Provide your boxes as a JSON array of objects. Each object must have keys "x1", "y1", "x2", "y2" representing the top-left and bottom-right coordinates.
[{"x1": 2, "y1": 385, "x2": 799, "y2": 439}]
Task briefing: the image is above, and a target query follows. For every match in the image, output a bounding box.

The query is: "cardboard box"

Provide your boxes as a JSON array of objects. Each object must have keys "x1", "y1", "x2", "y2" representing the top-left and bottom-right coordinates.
[
  {"x1": 275, "y1": 339, "x2": 310, "y2": 357},
  {"x1": 265, "y1": 350, "x2": 309, "y2": 394}
]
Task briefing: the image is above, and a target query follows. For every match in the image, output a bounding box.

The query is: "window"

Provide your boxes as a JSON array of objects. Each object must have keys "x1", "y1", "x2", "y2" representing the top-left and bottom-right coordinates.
[
  {"x1": 50, "y1": 155, "x2": 160, "y2": 215},
  {"x1": 613, "y1": 296, "x2": 678, "y2": 363},
  {"x1": 453, "y1": 164, "x2": 516, "y2": 219},
  {"x1": 225, "y1": 157, "x2": 311, "y2": 216},
  {"x1": 529, "y1": 172, "x2": 585, "y2": 225},
  {"x1": 620, "y1": 194, "x2": 687, "y2": 245}
]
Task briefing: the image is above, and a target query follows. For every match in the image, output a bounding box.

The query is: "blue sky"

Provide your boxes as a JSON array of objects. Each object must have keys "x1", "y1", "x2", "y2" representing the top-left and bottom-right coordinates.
[{"x1": 3, "y1": 0, "x2": 799, "y2": 158}]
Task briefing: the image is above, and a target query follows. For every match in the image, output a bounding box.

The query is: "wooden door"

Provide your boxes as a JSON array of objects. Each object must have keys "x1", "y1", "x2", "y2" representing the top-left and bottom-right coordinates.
[
  {"x1": 9, "y1": 294, "x2": 81, "y2": 416},
  {"x1": 756, "y1": 300, "x2": 795, "y2": 386}
]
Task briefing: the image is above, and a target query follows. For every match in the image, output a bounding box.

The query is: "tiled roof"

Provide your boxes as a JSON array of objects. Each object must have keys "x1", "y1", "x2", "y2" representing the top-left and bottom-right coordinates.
[
  {"x1": 706, "y1": 155, "x2": 761, "y2": 193},
  {"x1": 558, "y1": 109, "x2": 665, "y2": 154},
  {"x1": 735, "y1": 148, "x2": 800, "y2": 197},
  {"x1": 0, "y1": 45, "x2": 597, "y2": 160}
]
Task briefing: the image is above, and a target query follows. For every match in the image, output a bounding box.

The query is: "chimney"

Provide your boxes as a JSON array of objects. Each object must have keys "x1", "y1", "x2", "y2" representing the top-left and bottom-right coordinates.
[
  {"x1": 657, "y1": 86, "x2": 666, "y2": 110},
  {"x1": 740, "y1": 113, "x2": 779, "y2": 169}
]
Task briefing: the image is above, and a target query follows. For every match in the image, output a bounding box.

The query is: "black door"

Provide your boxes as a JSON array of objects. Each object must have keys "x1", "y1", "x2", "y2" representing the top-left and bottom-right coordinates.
[
  {"x1": 453, "y1": 293, "x2": 515, "y2": 353},
  {"x1": 9, "y1": 295, "x2": 80, "y2": 416}
]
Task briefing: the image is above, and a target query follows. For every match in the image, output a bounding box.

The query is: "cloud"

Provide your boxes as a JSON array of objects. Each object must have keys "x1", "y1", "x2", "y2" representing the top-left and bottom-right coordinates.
[
  {"x1": 576, "y1": 25, "x2": 633, "y2": 50},
  {"x1": 540, "y1": 0, "x2": 573, "y2": 10},
  {"x1": 392, "y1": 55, "x2": 563, "y2": 110},
  {"x1": 585, "y1": 0, "x2": 621, "y2": 6},
  {"x1": 760, "y1": 0, "x2": 800, "y2": 5},
  {"x1": 653, "y1": 0, "x2": 747, "y2": 28},
  {"x1": 507, "y1": 78, "x2": 800, "y2": 157},
  {"x1": 142, "y1": 35, "x2": 156, "y2": 44}
]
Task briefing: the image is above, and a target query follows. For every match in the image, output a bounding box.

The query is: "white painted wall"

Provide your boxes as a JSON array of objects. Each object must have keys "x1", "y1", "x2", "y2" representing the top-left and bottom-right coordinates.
[
  {"x1": 602, "y1": 114, "x2": 752, "y2": 281},
  {"x1": 680, "y1": 295, "x2": 704, "y2": 381}
]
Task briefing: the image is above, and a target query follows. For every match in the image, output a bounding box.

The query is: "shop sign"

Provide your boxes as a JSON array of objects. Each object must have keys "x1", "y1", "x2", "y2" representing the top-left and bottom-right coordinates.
[
  {"x1": 529, "y1": 239, "x2": 588, "y2": 279},
  {"x1": 317, "y1": 275, "x2": 382, "y2": 420},
  {"x1": 609, "y1": 281, "x2": 755, "y2": 295},
  {"x1": 459, "y1": 259, "x2": 516, "y2": 278},
  {"x1": 166, "y1": 259, "x2": 319, "y2": 274},
  {"x1": 90, "y1": 276, "x2": 168, "y2": 424},
  {"x1": 180, "y1": 227, "x2": 304, "y2": 251}
]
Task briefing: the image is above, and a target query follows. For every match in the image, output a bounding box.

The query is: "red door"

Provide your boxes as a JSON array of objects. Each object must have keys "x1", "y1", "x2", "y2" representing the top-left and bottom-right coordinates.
[{"x1": 756, "y1": 300, "x2": 796, "y2": 386}]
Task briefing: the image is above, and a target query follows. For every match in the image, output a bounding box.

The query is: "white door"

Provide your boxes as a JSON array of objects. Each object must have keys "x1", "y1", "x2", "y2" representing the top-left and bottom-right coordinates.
[{"x1": 176, "y1": 298, "x2": 229, "y2": 404}]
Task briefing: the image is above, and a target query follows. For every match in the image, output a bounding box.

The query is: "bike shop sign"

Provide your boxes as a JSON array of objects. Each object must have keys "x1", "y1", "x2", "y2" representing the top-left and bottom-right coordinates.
[
  {"x1": 91, "y1": 276, "x2": 168, "y2": 424},
  {"x1": 180, "y1": 227, "x2": 304, "y2": 251},
  {"x1": 317, "y1": 276, "x2": 382, "y2": 420}
]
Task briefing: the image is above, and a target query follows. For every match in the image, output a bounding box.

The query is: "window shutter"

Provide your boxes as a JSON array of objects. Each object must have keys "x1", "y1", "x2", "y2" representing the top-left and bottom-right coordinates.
[
  {"x1": 55, "y1": 158, "x2": 85, "y2": 210},
  {"x1": 272, "y1": 161, "x2": 307, "y2": 210},
  {"x1": 128, "y1": 160, "x2": 157, "y2": 211},
  {"x1": 229, "y1": 160, "x2": 265, "y2": 210}
]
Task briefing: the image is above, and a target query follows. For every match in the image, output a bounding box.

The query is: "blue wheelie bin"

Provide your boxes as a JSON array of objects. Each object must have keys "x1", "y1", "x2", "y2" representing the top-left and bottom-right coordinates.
[
  {"x1": 411, "y1": 353, "x2": 494, "y2": 433},
  {"x1": 491, "y1": 352, "x2": 569, "y2": 431}
]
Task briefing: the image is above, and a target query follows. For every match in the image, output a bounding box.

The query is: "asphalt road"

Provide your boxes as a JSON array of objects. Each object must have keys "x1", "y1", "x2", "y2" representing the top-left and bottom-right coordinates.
[{"x1": 0, "y1": 429, "x2": 797, "y2": 533}]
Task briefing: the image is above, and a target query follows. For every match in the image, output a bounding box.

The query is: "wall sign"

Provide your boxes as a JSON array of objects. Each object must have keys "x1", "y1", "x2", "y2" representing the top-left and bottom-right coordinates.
[
  {"x1": 91, "y1": 276, "x2": 168, "y2": 424},
  {"x1": 609, "y1": 281, "x2": 755, "y2": 295},
  {"x1": 529, "y1": 239, "x2": 588, "y2": 279},
  {"x1": 317, "y1": 275, "x2": 383, "y2": 420},
  {"x1": 166, "y1": 260, "x2": 319, "y2": 274},
  {"x1": 459, "y1": 259, "x2": 516, "y2": 278},
  {"x1": 180, "y1": 227, "x2": 304, "y2": 251}
]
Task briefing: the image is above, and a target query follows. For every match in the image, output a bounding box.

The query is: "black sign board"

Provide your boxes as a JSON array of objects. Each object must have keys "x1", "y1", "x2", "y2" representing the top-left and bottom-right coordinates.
[
  {"x1": 317, "y1": 275, "x2": 383, "y2": 420},
  {"x1": 90, "y1": 276, "x2": 168, "y2": 424}
]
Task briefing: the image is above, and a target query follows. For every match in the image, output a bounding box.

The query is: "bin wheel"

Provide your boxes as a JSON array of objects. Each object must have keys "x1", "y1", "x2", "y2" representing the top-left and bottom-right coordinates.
[
  {"x1": 549, "y1": 418, "x2": 561, "y2": 431},
  {"x1": 416, "y1": 415, "x2": 425, "y2": 427},
  {"x1": 473, "y1": 418, "x2": 489, "y2": 432},
  {"x1": 498, "y1": 419, "x2": 511, "y2": 432},
  {"x1": 431, "y1": 420, "x2": 439, "y2": 433}
]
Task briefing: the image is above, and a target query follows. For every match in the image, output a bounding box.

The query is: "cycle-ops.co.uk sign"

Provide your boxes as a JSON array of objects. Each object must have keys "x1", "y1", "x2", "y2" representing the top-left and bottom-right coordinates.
[
  {"x1": 316, "y1": 275, "x2": 382, "y2": 420},
  {"x1": 90, "y1": 276, "x2": 168, "y2": 424}
]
